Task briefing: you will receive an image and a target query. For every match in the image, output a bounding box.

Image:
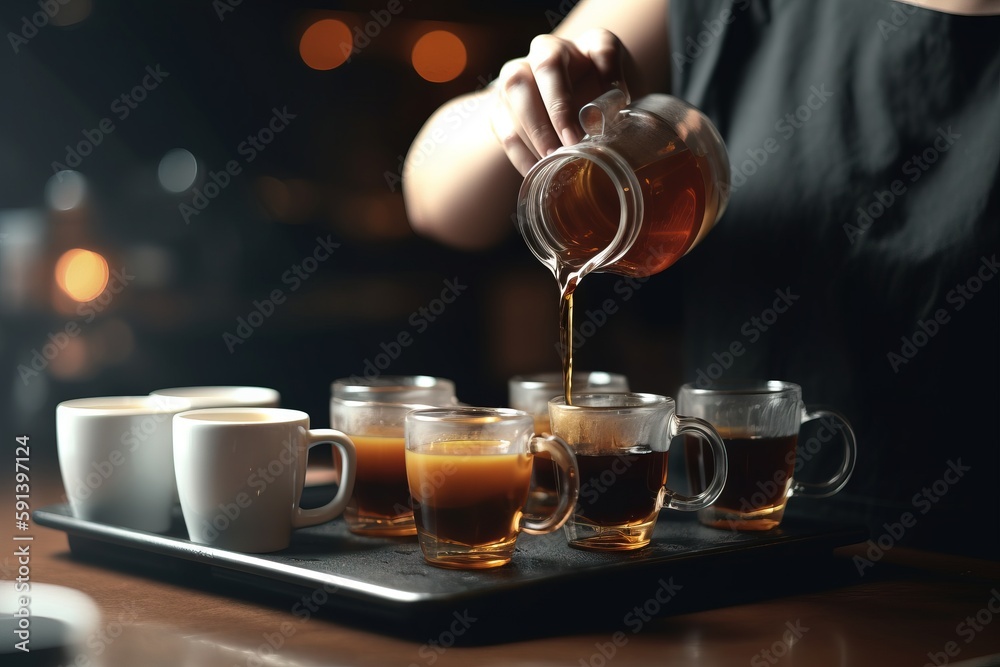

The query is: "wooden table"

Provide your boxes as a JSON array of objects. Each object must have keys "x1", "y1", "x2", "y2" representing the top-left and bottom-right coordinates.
[{"x1": 9, "y1": 477, "x2": 1000, "y2": 667}]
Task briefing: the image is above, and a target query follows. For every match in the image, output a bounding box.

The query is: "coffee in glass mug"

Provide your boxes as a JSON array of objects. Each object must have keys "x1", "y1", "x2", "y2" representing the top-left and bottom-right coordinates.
[
  {"x1": 405, "y1": 407, "x2": 578, "y2": 569},
  {"x1": 549, "y1": 393, "x2": 728, "y2": 551},
  {"x1": 678, "y1": 381, "x2": 857, "y2": 531},
  {"x1": 330, "y1": 376, "x2": 458, "y2": 536}
]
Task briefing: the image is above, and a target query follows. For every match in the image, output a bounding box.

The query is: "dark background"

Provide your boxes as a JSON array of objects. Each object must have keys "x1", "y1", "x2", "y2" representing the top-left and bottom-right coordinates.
[{"x1": 0, "y1": 1, "x2": 684, "y2": 484}]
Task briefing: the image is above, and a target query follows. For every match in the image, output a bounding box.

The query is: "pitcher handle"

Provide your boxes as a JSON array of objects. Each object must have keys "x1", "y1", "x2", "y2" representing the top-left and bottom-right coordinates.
[{"x1": 579, "y1": 87, "x2": 630, "y2": 137}]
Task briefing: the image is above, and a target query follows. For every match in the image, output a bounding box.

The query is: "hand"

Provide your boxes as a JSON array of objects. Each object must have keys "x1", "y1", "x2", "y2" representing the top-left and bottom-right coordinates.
[{"x1": 490, "y1": 28, "x2": 631, "y2": 176}]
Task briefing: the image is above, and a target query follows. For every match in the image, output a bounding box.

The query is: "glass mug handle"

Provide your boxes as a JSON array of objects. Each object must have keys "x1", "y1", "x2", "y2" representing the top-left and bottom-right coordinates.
[
  {"x1": 661, "y1": 413, "x2": 728, "y2": 511},
  {"x1": 521, "y1": 435, "x2": 579, "y2": 535},
  {"x1": 292, "y1": 429, "x2": 357, "y2": 528},
  {"x1": 789, "y1": 408, "x2": 857, "y2": 499}
]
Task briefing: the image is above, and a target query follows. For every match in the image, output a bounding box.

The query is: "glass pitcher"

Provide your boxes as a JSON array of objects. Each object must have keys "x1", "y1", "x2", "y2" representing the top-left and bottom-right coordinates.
[{"x1": 516, "y1": 89, "x2": 730, "y2": 284}]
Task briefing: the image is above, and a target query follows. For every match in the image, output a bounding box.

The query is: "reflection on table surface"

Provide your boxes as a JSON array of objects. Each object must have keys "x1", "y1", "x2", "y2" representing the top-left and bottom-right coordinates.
[{"x1": 12, "y1": 477, "x2": 1000, "y2": 667}]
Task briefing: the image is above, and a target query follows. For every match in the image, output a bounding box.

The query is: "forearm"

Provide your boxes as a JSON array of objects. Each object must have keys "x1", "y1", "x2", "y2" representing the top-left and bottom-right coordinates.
[{"x1": 403, "y1": 89, "x2": 521, "y2": 250}]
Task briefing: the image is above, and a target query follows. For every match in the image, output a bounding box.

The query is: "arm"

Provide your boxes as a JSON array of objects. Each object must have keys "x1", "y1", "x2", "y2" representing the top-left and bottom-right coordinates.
[{"x1": 402, "y1": 0, "x2": 673, "y2": 250}]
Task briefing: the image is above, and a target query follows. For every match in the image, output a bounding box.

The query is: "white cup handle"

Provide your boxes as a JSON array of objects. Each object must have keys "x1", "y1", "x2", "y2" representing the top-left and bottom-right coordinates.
[{"x1": 292, "y1": 429, "x2": 356, "y2": 528}]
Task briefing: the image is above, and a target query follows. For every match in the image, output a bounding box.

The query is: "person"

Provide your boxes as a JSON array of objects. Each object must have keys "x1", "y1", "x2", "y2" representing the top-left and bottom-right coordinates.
[{"x1": 402, "y1": 0, "x2": 1000, "y2": 558}]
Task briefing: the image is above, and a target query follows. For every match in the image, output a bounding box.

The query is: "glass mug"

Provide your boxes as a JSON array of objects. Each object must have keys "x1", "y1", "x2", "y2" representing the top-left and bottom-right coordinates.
[
  {"x1": 549, "y1": 393, "x2": 728, "y2": 551},
  {"x1": 678, "y1": 381, "x2": 857, "y2": 531},
  {"x1": 330, "y1": 375, "x2": 457, "y2": 406},
  {"x1": 508, "y1": 371, "x2": 630, "y2": 432},
  {"x1": 330, "y1": 375, "x2": 457, "y2": 535},
  {"x1": 509, "y1": 371, "x2": 629, "y2": 515},
  {"x1": 517, "y1": 89, "x2": 730, "y2": 283},
  {"x1": 332, "y1": 400, "x2": 438, "y2": 536},
  {"x1": 404, "y1": 407, "x2": 579, "y2": 569}
]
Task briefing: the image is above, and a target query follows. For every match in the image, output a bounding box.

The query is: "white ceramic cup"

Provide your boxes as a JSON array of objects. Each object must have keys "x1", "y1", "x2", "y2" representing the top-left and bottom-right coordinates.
[
  {"x1": 173, "y1": 407, "x2": 357, "y2": 553},
  {"x1": 56, "y1": 395, "x2": 192, "y2": 533},
  {"x1": 150, "y1": 385, "x2": 280, "y2": 410},
  {"x1": 150, "y1": 386, "x2": 280, "y2": 503}
]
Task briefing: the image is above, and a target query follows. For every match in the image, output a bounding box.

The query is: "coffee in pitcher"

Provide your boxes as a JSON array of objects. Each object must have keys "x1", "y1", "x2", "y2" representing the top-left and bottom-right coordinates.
[{"x1": 517, "y1": 90, "x2": 730, "y2": 402}]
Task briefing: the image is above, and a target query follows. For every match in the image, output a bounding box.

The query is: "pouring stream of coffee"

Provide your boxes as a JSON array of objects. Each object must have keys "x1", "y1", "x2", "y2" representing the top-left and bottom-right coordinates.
[
  {"x1": 558, "y1": 273, "x2": 578, "y2": 404},
  {"x1": 516, "y1": 89, "x2": 731, "y2": 406}
]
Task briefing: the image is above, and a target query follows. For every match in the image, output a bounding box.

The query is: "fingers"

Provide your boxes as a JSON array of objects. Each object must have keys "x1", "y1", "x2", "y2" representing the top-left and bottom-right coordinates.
[
  {"x1": 489, "y1": 74, "x2": 541, "y2": 177},
  {"x1": 527, "y1": 35, "x2": 585, "y2": 147},
  {"x1": 490, "y1": 29, "x2": 630, "y2": 175},
  {"x1": 575, "y1": 29, "x2": 631, "y2": 102}
]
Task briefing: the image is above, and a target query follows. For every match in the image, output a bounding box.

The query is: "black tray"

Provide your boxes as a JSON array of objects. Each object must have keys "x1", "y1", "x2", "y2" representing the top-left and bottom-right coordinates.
[{"x1": 35, "y1": 490, "x2": 867, "y2": 642}]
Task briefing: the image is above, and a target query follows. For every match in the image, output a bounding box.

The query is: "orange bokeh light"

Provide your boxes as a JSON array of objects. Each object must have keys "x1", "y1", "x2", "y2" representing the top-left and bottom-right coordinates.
[
  {"x1": 55, "y1": 248, "x2": 109, "y2": 302},
  {"x1": 299, "y1": 19, "x2": 353, "y2": 71},
  {"x1": 412, "y1": 30, "x2": 466, "y2": 83}
]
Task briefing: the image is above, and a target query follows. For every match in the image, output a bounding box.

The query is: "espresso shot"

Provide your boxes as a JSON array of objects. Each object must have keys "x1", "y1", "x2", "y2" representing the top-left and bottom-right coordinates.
[
  {"x1": 404, "y1": 408, "x2": 578, "y2": 569},
  {"x1": 686, "y1": 432, "x2": 798, "y2": 531},
  {"x1": 677, "y1": 381, "x2": 856, "y2": 532},
  {"x1": 508, "y1": 373, "x2": 629, "y2": 517},
  {"x1": 550, "y1": 393, "x2": 727, "y2": 551},
  {"x1": 331, "y1": 386, "x2": 457, "y2": 537},
  {"x1": 575, "y1": 447, "x2": 668, "y2": 526},
  {"x1": 345, "y1": 434, "x2": 413, "y2": 534},
  {"x1": 406, "y1": 440, "x2": 533, "y2": 568}
]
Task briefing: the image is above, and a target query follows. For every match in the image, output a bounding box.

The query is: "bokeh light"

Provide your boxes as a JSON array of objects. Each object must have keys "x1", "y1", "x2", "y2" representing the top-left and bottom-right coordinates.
[
  {"x1": 48, "y1": 336, "x2": 90, "y2": 380},
  {"x1": 299, "y1": 19, "x2": 352, "y2": 71},
  {"x1": 255, "y1": 176, "x2": 291, "y2": 220},
  {"x1": 93, "y1": 319, "x2": 135, "y2": 365},
  {"x1": 45, "y1": 170, "x2": 87, "y2": 211},
  {"x1": 158, "y1": 148, "x2": 198, "y2": 193},
  {"x1": 411, "y1": 30, "x2": 466, "y2": 83},
  {"x1": 50, "y1": 0, "x2": 92, "y2": 27},
  {"x1": 254, "y1": 177, "x2": 320, "y2": 223},
  {"x1": 55, "y1": 249, "x2": 109, "y2": 302}
]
